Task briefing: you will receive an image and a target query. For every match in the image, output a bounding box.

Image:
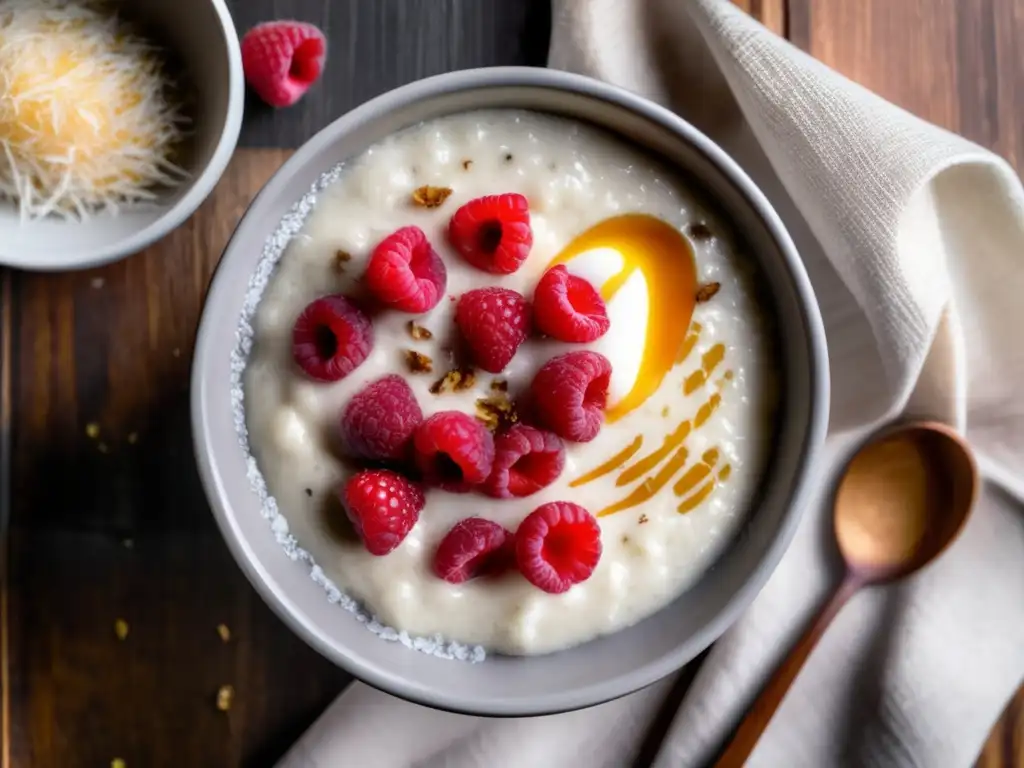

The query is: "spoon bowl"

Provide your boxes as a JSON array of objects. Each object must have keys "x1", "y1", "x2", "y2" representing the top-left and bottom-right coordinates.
[
  {"x1": 834, "y1": 422, "x2": 977, "y2": 582},
  {"x1": 716, "y1": 421, "x2": 978, "y2": 767}
]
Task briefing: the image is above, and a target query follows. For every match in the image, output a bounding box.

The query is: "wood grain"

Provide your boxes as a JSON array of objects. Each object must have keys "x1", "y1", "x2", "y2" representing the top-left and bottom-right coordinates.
[
  {"x1": 2, "y1": 0, "x2": 1022, "y2": 766},
  {"x1": 790, "y1": 2, "x2": 1024, "y2": 765}
]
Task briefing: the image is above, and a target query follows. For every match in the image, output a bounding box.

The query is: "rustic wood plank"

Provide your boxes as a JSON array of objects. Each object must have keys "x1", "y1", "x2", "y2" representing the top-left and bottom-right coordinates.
[
  {"x1": 231, "y1": 0, "x2": 553, "y2": 148},
  {"x1": 793, "y1": 1, "x2": 1024, "y2": 766},
  {"x1": 4, "y1": 150, "x2": 360, "y2": 768},
  {"x1": 731, "y1": 0, "x2": 788, "y2": 36}
]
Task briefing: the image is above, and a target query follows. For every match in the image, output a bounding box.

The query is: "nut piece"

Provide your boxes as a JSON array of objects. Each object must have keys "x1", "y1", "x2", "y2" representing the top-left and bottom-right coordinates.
[
  {"x1": 430, "y1": 367, "x2": 476, "y2": 395},
  {"x1": 687, "y1": 222, "x2": 714, "y2": 241},
  {"x1": 474, "y1": 393, "x2": 519, "y2": 433},
  {"x1": 411, "y1": 185, "x2": 453, "y2": 208},
  {"x1": 407, "y1": 320, "x2": 433, "y2": 341},
  {"x1": 489, "y1": 379, "x2": 508, "y2": 393},
  {"x1": 114, "y1": 619, "x2": 129, "y2": 641},
  {"x1": 638, "y1": 514, "x2": 650, "y2": 525},
  {"x1": 334, "y1": 249, "x2": 352, "y2": 272},
  {"x1": 461, "y1": 159, "x2": 473, "y2": 170},
  {"x1": 404, "y1": 349, "x2": 434, "y2": 374},
  {"x1": 696, "y1": 282, "x2": 721, "y2": 303},
  {"x1": 216, "y1": 684, "x2": 234, "y2": 712}
]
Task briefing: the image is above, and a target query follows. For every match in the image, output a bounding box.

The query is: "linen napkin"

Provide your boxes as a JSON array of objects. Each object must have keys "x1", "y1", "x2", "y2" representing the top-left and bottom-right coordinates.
[{"x1": 278, "y1": 1, "x2": 1024, "y2": 765}]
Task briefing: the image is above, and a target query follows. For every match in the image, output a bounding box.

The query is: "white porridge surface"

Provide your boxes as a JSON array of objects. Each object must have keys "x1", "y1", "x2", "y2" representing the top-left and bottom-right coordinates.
[{"x1": 244, "y1": 109, "x2": 776, "y2": 655}]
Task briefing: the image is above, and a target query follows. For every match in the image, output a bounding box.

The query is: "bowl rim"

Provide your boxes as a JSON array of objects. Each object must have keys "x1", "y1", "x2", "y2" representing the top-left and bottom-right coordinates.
[
  {"x1": 192, "y1": 65, "x2": 830, "y2": 716},
  {"x1": 0, "y1": 0, "x2": 245, "y2": 272}
]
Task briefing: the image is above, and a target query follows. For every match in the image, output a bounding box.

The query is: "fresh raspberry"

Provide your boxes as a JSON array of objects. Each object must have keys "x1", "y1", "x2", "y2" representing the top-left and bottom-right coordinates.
[
  {"x1": 341, "y1": 469, "x2": 424, "y2": 556},
  {"x1": 455, "y1": 287, "x2": 531, "y2": 373},
  {"x1": 292, "y1": 295, "x2": 373, "y2": 382},
  {"x1": 529, "y1": 351, "x2": 612, "y2": 442},
  {"x1": 241, "y1": 21, "x2": 327, "y2": 108},
  {"x1": 448, "y1": 193, "x2": 533, "y2": 274},
  {"x1": 533, "y1": 265, "x2": 610, "y2": 342},
  {"x1": 483, "y1": 426, "x2": 565, "y2": 498},
  {"x1": 365, "y1": 226, "x2": 447, "y2": 313},
  {"x1": 413, "y1": 411, "x2": 495, "y2": 492},
  {"x1": 433, "y1": 517, "x2": 516, "y2": 584},
  {"x1": 515, "y1": 501, "x2": 602, "y2": 594},
  {"x1": 340, "y1": 375, "x2": 423, "y2": 461}
]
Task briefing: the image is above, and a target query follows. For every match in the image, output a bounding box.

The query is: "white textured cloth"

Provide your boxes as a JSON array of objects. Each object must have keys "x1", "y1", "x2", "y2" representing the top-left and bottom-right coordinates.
[{"x1": 278, "y1": 1, "x2": 1024, "y2": 765}]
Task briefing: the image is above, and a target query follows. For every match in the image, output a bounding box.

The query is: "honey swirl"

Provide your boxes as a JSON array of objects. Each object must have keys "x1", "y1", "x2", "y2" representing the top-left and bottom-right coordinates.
[{"x1": 551, "y1": 215, "x2": 736, "y2": 518}]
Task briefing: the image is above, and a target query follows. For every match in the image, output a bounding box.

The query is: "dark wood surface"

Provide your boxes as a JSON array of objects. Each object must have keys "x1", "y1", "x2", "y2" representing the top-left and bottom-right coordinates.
[{"x1": 1, "y1": 1, "x2": 1021, "y2": 766}]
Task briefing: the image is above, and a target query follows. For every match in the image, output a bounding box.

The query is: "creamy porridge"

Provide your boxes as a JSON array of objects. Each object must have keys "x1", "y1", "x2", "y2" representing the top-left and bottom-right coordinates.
[{"x1": 243, "y1": 110, "x2": 775, "y2": 655}]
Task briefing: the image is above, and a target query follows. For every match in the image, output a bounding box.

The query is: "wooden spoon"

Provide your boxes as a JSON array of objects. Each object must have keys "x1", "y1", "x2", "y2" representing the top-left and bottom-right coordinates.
[{"x1": 714, "y1": 421, "x2": 978, "y2": 767}]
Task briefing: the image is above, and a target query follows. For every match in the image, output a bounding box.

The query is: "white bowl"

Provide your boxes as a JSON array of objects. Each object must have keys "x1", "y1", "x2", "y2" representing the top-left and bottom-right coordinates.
[{"x1": 0, "y1": 0, "x2": 244, "y2": 271}]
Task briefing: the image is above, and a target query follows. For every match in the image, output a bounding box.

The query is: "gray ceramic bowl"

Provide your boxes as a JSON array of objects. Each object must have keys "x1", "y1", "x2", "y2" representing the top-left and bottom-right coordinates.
[
  {"x1": 192, "y1": 67, "x2": 829, "y2": 717},
  {"x1": 0, "y1": 0, "x2": 243, "y2": 271}
]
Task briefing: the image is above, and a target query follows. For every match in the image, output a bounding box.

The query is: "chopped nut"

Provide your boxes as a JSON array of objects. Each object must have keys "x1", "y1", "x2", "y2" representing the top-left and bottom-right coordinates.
[
  {"x1": 126, "y1": 432, "x2": 138, "y2": 445},
  {"x1": 407, "y1": 320, "x2": 433, "y2": 341},
  {"x1": 216, "y1": 685, "x2": 234, "y2": 712},
  {"x1": 334, "y1": 249, "x2": 352, "y2": 271},
  {"x1": 474, "y1": 393, "x2": 519, "y2": 433},
  {"x1": 430, "y1": 367, "x2": 476, "y2": 395},
  {"x1": 114, "y1": 619, "x2": 129, "y2": 641},
  {"x1": 639, "y1": 514, "x2": 650, "y2": 525},
  {"x1": 411, "y1": 185, "x2": 453, "y2": 209},
  {"x1": 695, "y1": 282, "x2": 721, "y2": 303},
  {"x1": 490, "y1": 379, "x2": 508, "y2": 392},
  {"x1": 462, "y1": 159, "x2": 473, "y2": 170},
  {"x1": 404, "y1": 350, "x2": 434, "y2": 374},
  {"x1": 687, "y1": 222, "x2": 714, "y2": 241},
  {"x1": 217, "y1": 624, "x2": 231, "y2": 643},
  {"x1": 85, "y1": 422, "x2": 100, "y2": 439}
]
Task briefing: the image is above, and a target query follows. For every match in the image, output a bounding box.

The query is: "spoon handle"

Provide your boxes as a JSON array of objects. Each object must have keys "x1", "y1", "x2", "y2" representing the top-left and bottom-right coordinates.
[{"x1": 713, "y1": 576, "x2": 861, "y2": 768}]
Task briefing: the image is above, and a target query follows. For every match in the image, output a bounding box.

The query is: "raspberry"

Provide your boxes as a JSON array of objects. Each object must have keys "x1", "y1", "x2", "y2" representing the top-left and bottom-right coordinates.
[
  {"x1": 448, "y1": 193, "x2": 533, "y2": 274},
  {"x1": 292, "y1": 295, "x2": 373, "y2": 382},
  {"x1": 365, "y1": 226, "x2": 447, "y2": 313},
  {"x1": 341, "y1": 470, "x2": 424, "y2": 556},
  {"x1": 433, "y1": 518, "x2": 516, "y2": 583},
  {"x1": 533, "y1": 265, "x2": 610, "y2": 342},
  {"x1": 241, "y1": 21, "x2": 327, "y2": 108},
  {"x1": 515, "y1": 501, "x2": 602, "y2": 594},
  {"x1": 529, "y1": 351, "x2": 612, "y2": 442},
  {"x1": 413, "y1": 411, "x2": 495, "y2": 493},
  {"x1": 455, "y1": 287, "x2": 531, "y2": 373},
  {"x1": 340, "y1": 375, "x2": 423, "y2": 461},
  {"x1": 483, "y1": 425, "x2": 565, "y2": 499}
]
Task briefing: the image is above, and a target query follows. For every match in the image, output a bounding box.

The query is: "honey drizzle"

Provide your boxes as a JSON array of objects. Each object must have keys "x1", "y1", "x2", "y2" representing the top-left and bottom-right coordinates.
[
  {"x1": 683, "y1": 344, "x2": 726, "y2": 395},
  {"x1": 547, "y1": 214, "x2": 697, "y2": 423},
  {"x1": 570, "y1": 435, "x2": 643, "y2": 487},
  {"x1": 677, "y1": 464, "x2": 732, "y2": 514},
  {"x1": 675, "y1": 322, "x2": 702, "y2": 363},
  {"x1": 617, "y1": 420, "x2": 691, "y2": 487},
  {"x1": 598, "y1": 446, "x2": 690, "y2": 518},
  {"x1": 673, "y1": 448, "x2": 720, "y2": 496}
]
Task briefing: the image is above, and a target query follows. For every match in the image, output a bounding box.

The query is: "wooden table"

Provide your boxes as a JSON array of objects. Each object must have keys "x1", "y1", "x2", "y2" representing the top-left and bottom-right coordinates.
[{"x1": 1, "y1": 1, "x2": 1021, "y2": 765}]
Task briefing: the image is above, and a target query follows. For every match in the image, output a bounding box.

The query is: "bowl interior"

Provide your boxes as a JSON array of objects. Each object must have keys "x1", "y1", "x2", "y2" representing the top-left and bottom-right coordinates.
[
  {"x1": 193, "y1": 70, "x2": 828, "y2": 716},
  {"x1": 0, "y1": 0, "x2": 238, "y2": 269}
]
